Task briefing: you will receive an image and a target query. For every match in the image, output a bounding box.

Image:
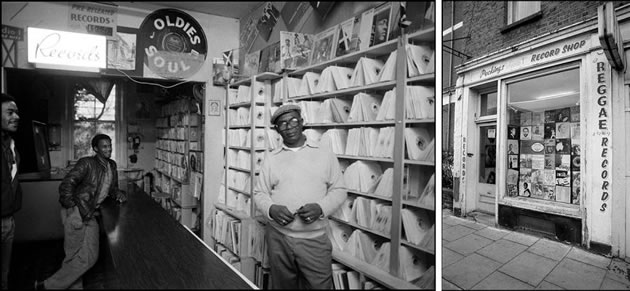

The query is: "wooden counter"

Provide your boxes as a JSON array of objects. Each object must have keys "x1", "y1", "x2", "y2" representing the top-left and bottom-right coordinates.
[{"x1": 99, "y1": 186, "x2": 257, "y2": 289}]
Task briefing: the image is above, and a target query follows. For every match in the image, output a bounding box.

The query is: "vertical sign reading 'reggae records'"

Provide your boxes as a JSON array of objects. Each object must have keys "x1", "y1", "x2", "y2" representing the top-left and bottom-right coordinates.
[
  {"x1": 68, "y1": 2, "x2": 118, "y2": 38},
  {"x1": 139, "y1": 9, "x2": 207, "y2": 80}
]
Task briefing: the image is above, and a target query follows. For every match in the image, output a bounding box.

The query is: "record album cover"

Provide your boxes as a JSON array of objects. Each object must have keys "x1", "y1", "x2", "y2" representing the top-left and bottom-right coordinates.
[
  {"x1": 555, "y1": 139, "x2": 571, "y2": 154},
  {"x1": 507, "y1": 184, "x2": 519, "y2": 197},
  {"x1": 544, "y1": 139, "x2": 556, "y2": 154},
  {"x1": 520, "y1": 126, "x2": 532, "y2": 140},
  {"x1": 507, "y1": 169, "x2": 519, "y2": 185},
  {"x1": 570, "y1": 123, "x2": 580, "y2": 140},
  {"x1": 508, "y1": 126, "x2": 520, "y2": 140},
  {"x1": 572, "y1": 172, "x2": 580, "y2": 204},
  {"x1": 519, "y1": 154, "x2": 532, "y2": 169},
  {"x1": 555, "y1": 154, "x2": 570, "y2": 171},
  {"x1": 544, "y1": 123, "x2": 556, "y2": 139},
  {"x1": 532, "y1": 112, "x2": 544, "y2": 125},
  {"x1": 508, "y1": 154, "x2": 519, "y2": 169},
  {"x1": 556, "y1": 107, "x2": 570, "y2": 122},
  {"x1": 520, "y1": 112, "x2": 532, "y2": 126},
  {"x1": 370, "y1": 3, "x2": 393, "y2": 47},
  {"x1": 544, "y1": 109, "x2": 557, "y2": 123},
  {"x1": 555, "y1": 169, "x2": 570, "y2": 186},
  {"x1": 555, "y1": 186, "x2": 571, "y2": 203},
  {"x1": 532, "y1": 183, "x2": 544, "y2": 199},
  {"x1": 531, "y1": 125, "x2": 544, "y2": 140},
  {"x1": 544, "y1": 154, "x2": 555, "y2": 169},
  {"x1": 310, "y1": 26, "x2": 338, "y2": 65},
  {"x1": 555, "y1": 122, "x2": 570, "y2": 139},
  {"x1": 531, "y1": 155, "x2": 544, "y2": 170},
  {"x1": 570, "y1": 106, "x2": 580, "y2": 122},
  {"x1": 542, "y1": 169, "x2": 555, "y2": 186},
  {"x1": 543, "y1": 185, "x2": 556, "y2": 201},
  {"x1": 507, "y1": 140, "x2": 519, "y2": 154}
]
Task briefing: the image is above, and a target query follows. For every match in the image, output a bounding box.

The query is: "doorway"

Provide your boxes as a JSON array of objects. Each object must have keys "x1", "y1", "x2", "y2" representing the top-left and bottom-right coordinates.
[{"x1": 476, "y1": 123, "x2": 497, "y2": 215}]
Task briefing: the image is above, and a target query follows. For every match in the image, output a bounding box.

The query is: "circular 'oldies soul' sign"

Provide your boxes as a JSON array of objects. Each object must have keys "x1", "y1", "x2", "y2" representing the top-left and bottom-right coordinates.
[{"x1": 139, "y1": 9, "x2": 207, "y2": 79}]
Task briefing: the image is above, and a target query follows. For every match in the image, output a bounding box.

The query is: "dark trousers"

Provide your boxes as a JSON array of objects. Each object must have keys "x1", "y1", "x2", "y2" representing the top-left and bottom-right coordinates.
[{"x1": 265, "y1": 225, "x2": 333, "y2": 289}]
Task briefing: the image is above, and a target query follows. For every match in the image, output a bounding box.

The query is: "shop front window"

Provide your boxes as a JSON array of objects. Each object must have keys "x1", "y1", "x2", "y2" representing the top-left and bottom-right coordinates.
[{"x1": 505, "y1": 66, "x2": 580, "y2": 205}]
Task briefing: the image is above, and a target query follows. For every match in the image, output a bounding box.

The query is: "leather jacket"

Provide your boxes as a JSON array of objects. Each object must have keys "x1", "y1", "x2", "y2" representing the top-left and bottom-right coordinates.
[
  {"x1": 1, "y1": 133, "x2": 21, "y2": 217},
  {"x1": 59, "y1": 155, "x2": 121, "y2": 221}
]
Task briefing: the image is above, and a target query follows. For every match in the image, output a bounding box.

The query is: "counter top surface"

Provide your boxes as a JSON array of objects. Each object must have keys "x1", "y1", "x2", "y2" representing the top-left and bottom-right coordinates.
[
  {"x1": 99, "y1": 187, "x2": 256, "y2": 289},
  {"x1": 17, "y1": 171, "x2": 66, "y2": 182}
]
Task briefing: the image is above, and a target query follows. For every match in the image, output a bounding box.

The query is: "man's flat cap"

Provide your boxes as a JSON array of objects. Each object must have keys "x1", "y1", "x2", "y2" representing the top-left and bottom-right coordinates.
[{"x1": 271, "y1": 104, "x2": 301, "y2": 125}]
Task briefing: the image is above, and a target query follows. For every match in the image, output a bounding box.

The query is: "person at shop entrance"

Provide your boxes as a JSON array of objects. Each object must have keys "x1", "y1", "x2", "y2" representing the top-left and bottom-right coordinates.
[
  {"x1": 2, "y1": 93, "x2": 21, "y2": 290},
  {"x1": 35, "y1": 134, "x2": 127, "y2": 290},
  {"x1": 254, "y1": 104, "x2": 347, "y2": 289}
]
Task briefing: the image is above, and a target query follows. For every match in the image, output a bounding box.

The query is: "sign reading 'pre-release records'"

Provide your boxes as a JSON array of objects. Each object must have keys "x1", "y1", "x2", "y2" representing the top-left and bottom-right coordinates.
[{"x1": 139, "y1": 8, "x2": 207, "y2": 79}]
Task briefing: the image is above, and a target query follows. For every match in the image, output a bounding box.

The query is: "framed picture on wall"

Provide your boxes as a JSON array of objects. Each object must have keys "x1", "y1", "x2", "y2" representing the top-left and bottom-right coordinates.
[
  {"x1": 104, "y1": 26, "x2": 144, "y2": 77},
  {"x1": 32, "y1": 120, "x2": 51, "y2": 172}
]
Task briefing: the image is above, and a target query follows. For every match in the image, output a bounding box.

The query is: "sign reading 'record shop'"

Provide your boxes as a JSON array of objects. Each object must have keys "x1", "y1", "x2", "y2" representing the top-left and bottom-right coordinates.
[{"x1": 139, "y1": 9, "x2": 207, "y2": 80}]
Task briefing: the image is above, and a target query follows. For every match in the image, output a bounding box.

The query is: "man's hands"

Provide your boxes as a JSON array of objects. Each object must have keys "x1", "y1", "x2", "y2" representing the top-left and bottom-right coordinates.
[
  {"x1": 269, "y1": 204, "x2": 295, "y2": 226},
  {"x1": 296, "y1": 203, "x2": 323, "y2": 224},
  {"x1": 116, "y1": 190, "x2": 127, "y2": 204},
  {"x1": 270, "y1": 203, "x2": 323, "y2": 226}
]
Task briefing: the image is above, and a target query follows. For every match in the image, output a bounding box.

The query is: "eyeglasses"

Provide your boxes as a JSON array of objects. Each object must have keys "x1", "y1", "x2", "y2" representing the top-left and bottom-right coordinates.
[{"x1": 275, "y1": 117, "x2": 302, "y2": 131}]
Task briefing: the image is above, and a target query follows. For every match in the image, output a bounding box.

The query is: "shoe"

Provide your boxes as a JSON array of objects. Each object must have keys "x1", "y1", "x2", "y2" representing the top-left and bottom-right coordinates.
[{"x1": 34, "y1": 280, "x2": 46, "y2": 290}]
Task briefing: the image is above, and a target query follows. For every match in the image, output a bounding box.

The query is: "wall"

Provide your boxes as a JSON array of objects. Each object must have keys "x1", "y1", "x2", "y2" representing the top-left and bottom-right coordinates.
[
  {"x1": 238, "y1": 2, "x2": 388, "y2": 66},
  {"x1": 1, "y1": 2, "x2": 240, "y2": 82},
  {"x1": 455, "y1": 1, "x2": 621, "y2": 60},
  {"x1": 2, "y1": 2, "x2": 239, "y2": 173}
]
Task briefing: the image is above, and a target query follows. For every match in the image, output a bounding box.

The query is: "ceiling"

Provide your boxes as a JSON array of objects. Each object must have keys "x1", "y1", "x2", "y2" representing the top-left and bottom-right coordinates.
[{"x1": 114, "y1": 2, "x2": 263, "y2": 19}]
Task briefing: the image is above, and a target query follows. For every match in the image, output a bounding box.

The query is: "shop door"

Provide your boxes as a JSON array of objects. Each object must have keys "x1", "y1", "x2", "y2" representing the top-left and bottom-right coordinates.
[{"x1": 477, "y1": 123, "x2": 496, "y2": 214}]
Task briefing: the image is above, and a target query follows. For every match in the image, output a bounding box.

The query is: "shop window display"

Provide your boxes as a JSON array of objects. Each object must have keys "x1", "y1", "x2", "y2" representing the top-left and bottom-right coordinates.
[{"x1": 505, "y1": 67, "x2": 580, "y2": 205}]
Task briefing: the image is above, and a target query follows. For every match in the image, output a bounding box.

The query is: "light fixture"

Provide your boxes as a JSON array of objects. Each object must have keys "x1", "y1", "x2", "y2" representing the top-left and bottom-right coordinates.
[{"x1": 535, "y1": 91, "x2": 579, "y2": 100}]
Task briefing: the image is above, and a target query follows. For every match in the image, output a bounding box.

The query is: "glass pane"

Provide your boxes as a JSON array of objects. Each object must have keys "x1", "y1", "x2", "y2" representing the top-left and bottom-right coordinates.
[
  {"x1": 506, "y1": 67, "x2": 580, "y2": 205},
  {"x1": 73, "y1": 121, "x2": 116, "y2": 160},
  {"x1": 510, "y1": 1, "x2": 540, "y2": 23},
  {"x1": 73, "y1": 84, "x2": 117, "y2": 161},
  {"x1": 479, "y1": 126, "x2": 496, "y2": 184},
  {"x1": 74, "y1": 85, "x2": 116, "y2": 121},
  {"x1": 480, "y1": 92, "x2": 497, "y2": 116}
]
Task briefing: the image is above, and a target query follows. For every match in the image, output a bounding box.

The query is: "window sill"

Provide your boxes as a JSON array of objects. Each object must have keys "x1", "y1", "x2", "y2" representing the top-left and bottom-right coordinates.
[
  {"x1": 498, "y1": 196, "x2": 581, "y2": 219},
  {"x1": 500, "y1": 11, "x2": 543, "y2": 34}
]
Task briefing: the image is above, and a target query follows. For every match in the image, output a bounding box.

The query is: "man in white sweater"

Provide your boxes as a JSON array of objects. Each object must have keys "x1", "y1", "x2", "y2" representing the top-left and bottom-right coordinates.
[{"x1": 254, "y1": 104, "x2": 347, "y2": 289}]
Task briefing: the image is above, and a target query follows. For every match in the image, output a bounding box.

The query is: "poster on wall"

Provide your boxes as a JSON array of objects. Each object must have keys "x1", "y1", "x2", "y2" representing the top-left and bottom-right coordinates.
[
  {"x1": 107, "y1": 31, "x2": 136, "y2": 70},
  {"x1": 280, "y1": 2, "x2": 311, "y2": 32},
  {"x1": 309, "y1": 1, "x2": 335, "y2": 20},
  {"x1": 213, "y1": 57, "x2": 229, "y2": 86},
  {"x1": 243, "y1": 49, "x2": 261, "y2": 77},
  {"x1": 256, "y1": 2, "x2": 280, "y2": 42},
  {"x1": 105, "y1": 26, "x2": 143, "y2": 76},
  {"x1": 138, "y1": 8, "x2": 207, "y2": 80},
  {"x1": 240, "y1": 16, "x2": 259, "y2": 54},
  {"x1": 68, "y1": 2, "x2": 118, "y2": 38},
  {"x1": 1, "y1": 25, "x2": 22, "y2": 68},
  {"x1": 213, "y1": 49, "x2": 239, "y2": 86}
]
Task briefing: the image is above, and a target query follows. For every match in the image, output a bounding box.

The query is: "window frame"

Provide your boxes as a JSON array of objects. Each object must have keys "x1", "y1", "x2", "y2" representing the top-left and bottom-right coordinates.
[
  {"x1": 501, "y1": 1, "x2": 542, "y2": 33},
  {"x1": 66, "y1": 79, "x2": 124, "y2": 165},
  {"x1": 498, "y1": 61, "x2": 583, "y2": 218}
]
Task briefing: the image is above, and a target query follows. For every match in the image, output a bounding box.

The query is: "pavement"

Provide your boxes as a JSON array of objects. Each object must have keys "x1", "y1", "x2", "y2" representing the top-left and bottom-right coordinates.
[{"x1": 442, "y1": 210, "x2": 630, "y2": 290}]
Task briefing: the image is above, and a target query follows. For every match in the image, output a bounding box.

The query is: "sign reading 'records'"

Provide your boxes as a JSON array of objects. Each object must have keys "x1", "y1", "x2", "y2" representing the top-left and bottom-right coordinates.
[{"x1": 139, "y1": 8, "x2": 207, "y2": 79}]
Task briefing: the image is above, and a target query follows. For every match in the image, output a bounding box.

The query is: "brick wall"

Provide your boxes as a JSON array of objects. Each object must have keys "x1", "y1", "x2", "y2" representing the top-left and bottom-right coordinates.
[{"x1": 456, "y1": 1, "x2": 623, "y2": 59}]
